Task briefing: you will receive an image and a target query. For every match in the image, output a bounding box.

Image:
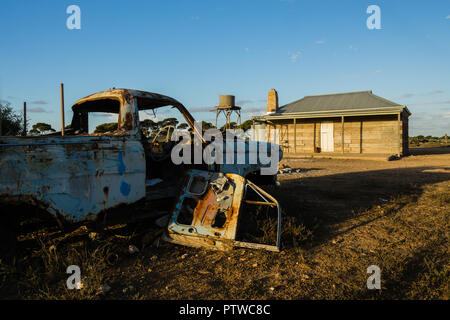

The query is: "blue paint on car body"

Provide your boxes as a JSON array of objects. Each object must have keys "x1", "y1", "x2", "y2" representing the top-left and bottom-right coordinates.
[
  {"x1": 120, "y1": 181, "x2": 131, "y2": 196},
  {"x1": 117, "y1": 152, "x2": 126, "y2": 176}
]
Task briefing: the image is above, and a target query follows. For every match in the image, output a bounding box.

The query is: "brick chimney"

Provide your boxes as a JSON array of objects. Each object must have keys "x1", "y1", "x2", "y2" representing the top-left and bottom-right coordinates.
[{"x1": 267, "y1": 88, "x2": 278, "y2": 114}]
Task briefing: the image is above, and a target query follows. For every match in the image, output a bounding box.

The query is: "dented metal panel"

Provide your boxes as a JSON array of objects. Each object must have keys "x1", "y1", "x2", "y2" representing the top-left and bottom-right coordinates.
[
  {"x1": 163, "y1": 170, "x2": 281, "y2": 251},
  {"x1": 0, "y1": 135, "x2": 146, "y2": 222},
  {"x1": 163, "y1": 170, "x2": 242, "y2": 250},
  {"x1": 0, "y1": 89, "x2": 190, "y2": 221},
  {"x1": 0, "y1": 88, "x2": 282, "y2": 229}
]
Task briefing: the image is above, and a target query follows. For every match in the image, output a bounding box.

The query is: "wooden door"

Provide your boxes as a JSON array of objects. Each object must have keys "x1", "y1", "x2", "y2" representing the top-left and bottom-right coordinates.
[{"x1": 320, "y1": 122, "x2": 334, "y2": 152}]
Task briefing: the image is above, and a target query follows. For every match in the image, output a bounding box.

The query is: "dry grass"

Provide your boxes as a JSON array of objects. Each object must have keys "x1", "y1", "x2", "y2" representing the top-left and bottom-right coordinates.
[{"x1": 1, "y1": 150, "x2": 449, "y2": 300}]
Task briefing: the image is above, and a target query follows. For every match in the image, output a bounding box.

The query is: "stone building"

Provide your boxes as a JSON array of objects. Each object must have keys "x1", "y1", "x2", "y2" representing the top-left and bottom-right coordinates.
[{"x1": 255, "y1": 89, "x2": 411, "y2": 157}]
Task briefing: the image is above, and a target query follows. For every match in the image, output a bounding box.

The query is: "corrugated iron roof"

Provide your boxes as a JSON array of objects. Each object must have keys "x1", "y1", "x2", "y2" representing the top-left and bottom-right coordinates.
[{"x1": 277, "y1": 90, "x2": 402, "y2": 114}]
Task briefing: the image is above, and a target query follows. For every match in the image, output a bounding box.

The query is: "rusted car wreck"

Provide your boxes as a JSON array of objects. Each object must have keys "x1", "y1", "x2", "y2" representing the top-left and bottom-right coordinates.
[{"x1": 0, "y1": 89, "x2": 282, "y2": 251}]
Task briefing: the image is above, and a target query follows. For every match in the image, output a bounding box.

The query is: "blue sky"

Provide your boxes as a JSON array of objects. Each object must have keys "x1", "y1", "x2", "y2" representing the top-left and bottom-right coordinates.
[{"x1": 0, "y1": 0, "x2": 449, "y2": 135}]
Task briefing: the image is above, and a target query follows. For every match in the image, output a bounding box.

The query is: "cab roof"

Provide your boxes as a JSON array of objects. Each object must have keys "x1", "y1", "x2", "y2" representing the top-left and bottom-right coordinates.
[{"x1": 72, "y1": 88, "x2": 183, "y2": 112}]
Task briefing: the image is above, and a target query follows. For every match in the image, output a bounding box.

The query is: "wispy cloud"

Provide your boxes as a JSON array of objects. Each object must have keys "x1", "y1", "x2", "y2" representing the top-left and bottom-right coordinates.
[
  {"x1": 1, "y1": 99, "x2": 49, "y2": 105},
  {"x1": 315, "y1": 40, "x2": 325, "y2": 45},
  {"x1": 236, "y1": 99, "x2": 266, "y2": 105},
  {"x1": 446, "y1": 15, "x2": 450, "y2": 19},
  {"x1": 399, "y1": 90, "x2": 444, "y2": 100},
  {"x1": 189, "y1": 106, "x2": 213, "y2": 113},
  {"x1": 409, "y1": 100, "x2": 450, "y2": 106},
  {"x1": 428, "y1": 90, "x2": 444, "y2": 95},
  {"x1": 288, "y1": 51, "x2": 301, "y2": 62},
  {"x1": 244, "y1": 106, "x2": 267, "y2": 119},
  {"x1": 91, "y1": 113, "x2": 118, "y2": 121},
  {"x1": 30, "y1": 100, "x2": 48, "y2": 105},
  {"x1": 245, "y1": 106, "x2": 266, "y2": 113},
  {"x1": 409, "y1": 110, "x2": 450, "y2": 135},
  {"x1": 28, "y1": 107, "x2": 49, "y2": 113},
  {"x1": 236, "y1": 100, "x2": 253, "y2": 105}
]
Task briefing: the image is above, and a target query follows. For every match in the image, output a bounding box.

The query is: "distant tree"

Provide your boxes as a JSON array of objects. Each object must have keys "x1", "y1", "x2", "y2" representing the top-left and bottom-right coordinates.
[
  {"x1": 238, "y1": 120, "x2": 253, "y2": 131},
  {"x1": 29, "y1": 122, "x2": 56, "y2": 135},
  {"x1": 140, "y1": 119, "x2": 158, "y2": 137},
  {"x1": 177, "y1": 123, "x2": 189, "y2": 130},
  {"x1": 416, "y1": 135, "x2": 425, "y2": 142},
  {"x1": 0, "y1": 102, "x2": 23, "y2": 136},
  {"x1": 201, "y1": 121, "x2": 216, "y2": 131},
  {"x1": 220, "y1": 122, "x2": 237, "y2": 131},
  {"x1": 94, "y1": 122, "x2": 118, "y2": 134},
  {"x1": 158, "y1": 117, "x2": 179, "y2": 128}
]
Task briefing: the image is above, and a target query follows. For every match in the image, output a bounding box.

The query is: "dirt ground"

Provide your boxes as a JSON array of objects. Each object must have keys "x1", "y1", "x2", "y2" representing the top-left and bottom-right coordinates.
[{"x1": 1, "y1": 147, "x2": 449, "y2": 300}]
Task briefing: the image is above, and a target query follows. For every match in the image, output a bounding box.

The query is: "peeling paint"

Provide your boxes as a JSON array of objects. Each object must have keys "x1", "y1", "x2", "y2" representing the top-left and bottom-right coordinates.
[
  {"x1": 0, "y1": 88, "x2": 282, "y2": 227},
  {"x1": 163, "y1": 170, "x2": 282, "y2": 251}
]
